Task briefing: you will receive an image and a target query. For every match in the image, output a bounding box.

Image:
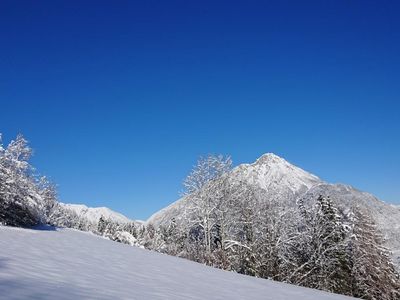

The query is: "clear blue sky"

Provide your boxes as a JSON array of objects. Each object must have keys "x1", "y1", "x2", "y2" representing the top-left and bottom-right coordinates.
[{"x1": 1, "y1": 1, "x2": 399, "y2": 220}]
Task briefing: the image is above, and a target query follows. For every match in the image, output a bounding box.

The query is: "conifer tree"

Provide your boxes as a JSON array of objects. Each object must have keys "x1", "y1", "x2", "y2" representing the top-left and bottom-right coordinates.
[{"x1": 349, "y1": 209, "x2": 400, "y2": 300}]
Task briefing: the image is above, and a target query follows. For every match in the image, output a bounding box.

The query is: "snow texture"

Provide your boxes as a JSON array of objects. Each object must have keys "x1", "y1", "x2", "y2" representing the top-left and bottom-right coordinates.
[{"x1": 0, "y1": 225, "x2": 355, "y2": 300}]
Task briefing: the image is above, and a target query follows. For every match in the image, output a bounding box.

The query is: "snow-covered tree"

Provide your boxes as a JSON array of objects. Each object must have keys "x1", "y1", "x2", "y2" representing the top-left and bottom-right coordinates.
[
  {"x1": 98, "y1": 215, "x2": 108, "y2": 234},
  {"x1": 182, "y1": 154, "x2": 232, "y2": 255},
  {"x1": 36, "y1": 176, "x2": 58, "y2": 223},
  {"x1": 48, "y1": 203, "x2": 81, "y2": 229},
  {"x1": 290, "y1": 196, "x2": 351, "y2": 294},
  {"x1": 0, "y1": 134, "x2": 41, "y2": 226},
  {"x1": 182, "y1": 154, "x2": 232, "y2": 195},
  {"x1": 349, "y1": 209, "x2": 400, "y2": 300}
]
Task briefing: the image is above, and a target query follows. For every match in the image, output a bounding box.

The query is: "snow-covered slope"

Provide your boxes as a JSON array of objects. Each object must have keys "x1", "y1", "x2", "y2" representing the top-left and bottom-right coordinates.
[
  {"x1": 0, "y1": 225, "x2": 355, "y2": 300},
  {"x1": 60, "y1": 203, "x2": 132, "y2": 224}
]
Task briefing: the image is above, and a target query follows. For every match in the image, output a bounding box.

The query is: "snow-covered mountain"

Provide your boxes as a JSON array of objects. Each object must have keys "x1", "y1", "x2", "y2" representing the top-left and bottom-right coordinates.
[
  {"x1": 60, "y1": 203, "x2": 133, "y2": 224},
  {"x1": 147, "y1": 153, "x2": 400, "y2": 268},
  {"x1": 234, "y1": 153, "x2": 321, "y2": 192},
  {"x1": 147, "y1": 153, "x2": 323, "y2": 226},
  {"x1": 0, "y1": 225, "x2": 355, "y2": 300}
]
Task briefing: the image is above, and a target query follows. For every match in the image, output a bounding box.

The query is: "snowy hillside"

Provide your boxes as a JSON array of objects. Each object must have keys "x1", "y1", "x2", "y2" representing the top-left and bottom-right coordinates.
[
  {"x1": 0, "y1": 225, "x2": 355, "y2": 300},
  {"x1": 60, "y1": 203, "x2": 133, "y2": 224}
]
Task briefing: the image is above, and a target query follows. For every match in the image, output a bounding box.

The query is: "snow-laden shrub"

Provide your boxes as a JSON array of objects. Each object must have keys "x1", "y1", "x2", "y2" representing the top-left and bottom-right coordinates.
[{"x1": 0, "y1": 134, "x2": 57, "y2": 227}]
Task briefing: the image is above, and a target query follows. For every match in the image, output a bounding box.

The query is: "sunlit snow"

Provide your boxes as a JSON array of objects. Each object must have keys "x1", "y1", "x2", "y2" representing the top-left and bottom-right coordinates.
[{"x1": 0, "y1": 225, "x2": 355, "y2": 300}]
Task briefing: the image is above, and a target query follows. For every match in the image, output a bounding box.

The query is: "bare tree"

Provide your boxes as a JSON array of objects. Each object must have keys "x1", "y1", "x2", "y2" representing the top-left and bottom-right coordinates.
[
  {"x1": 182, "y1": 154, "x2": 232, "y2": 195},
  {"x1": 181, "y1": 154, "x2": 232, "y2": 255}
]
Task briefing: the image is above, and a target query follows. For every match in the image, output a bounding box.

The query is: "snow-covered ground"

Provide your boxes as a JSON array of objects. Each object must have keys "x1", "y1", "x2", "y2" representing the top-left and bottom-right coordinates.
[{"x1": 0, "y1": 226, "x2": 355, "y2": 300}]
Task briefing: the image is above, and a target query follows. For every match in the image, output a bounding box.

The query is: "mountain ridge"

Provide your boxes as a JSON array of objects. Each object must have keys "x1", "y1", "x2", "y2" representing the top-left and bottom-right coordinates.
[{"x1": 60, "y1": 203, "x2": 133, "y2": 224}]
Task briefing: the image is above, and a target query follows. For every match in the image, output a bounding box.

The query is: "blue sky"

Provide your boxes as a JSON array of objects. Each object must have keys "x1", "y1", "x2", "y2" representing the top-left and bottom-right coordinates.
[{"x1": 1, "y1": 1, "x2": 399, "y2": 220}]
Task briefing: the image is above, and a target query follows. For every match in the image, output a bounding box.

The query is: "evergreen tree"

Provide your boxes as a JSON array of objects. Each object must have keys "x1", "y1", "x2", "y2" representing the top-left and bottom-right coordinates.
[
  {"x1": 291, "y1": 196, "x2": 351, "y2": 295},
  {"x1": 349, "y1": 209, "x2": 400, "y2": 300},
  {"x1": 98, "y1": 215, "x2": 107, "y2": 234}
]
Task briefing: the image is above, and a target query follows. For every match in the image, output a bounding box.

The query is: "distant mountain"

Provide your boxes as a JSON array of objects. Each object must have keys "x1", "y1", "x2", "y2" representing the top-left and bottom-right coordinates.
[
  {"x1": 147, "y1": 153, "x2": 400, "y2": 268},
  {"x1": 60, "y1": 203, "x2": 133, "y2": 224}
]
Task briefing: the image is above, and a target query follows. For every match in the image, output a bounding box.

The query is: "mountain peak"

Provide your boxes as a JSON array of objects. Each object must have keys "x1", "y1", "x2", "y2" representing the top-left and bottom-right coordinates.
[
  {"x1": 254, "y1": 153, "x2": 287, "y2": 165},
  {"x1": 238, "y1": 153, "x2": 322, "y2": 192}
]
